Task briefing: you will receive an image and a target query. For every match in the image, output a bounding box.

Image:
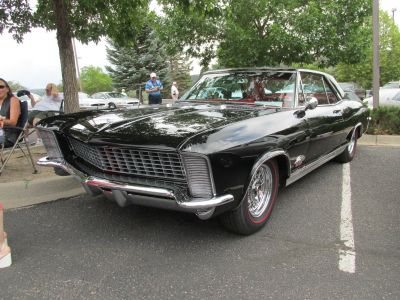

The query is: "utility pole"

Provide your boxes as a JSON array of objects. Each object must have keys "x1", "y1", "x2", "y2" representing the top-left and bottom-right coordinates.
[
  {"x1": 392, "y1": 8, "x2": 397, "y2": 20},
  {"x1": 372, "y1": 0, "x2": 380, "y2": 109}
]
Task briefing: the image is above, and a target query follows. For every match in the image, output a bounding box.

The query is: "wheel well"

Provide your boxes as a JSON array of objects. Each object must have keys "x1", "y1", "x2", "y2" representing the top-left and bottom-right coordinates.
[
  {"x1": 275, "y1": 155, "x2": 290, "y2": 187},
  {"x1": 347, "y1": 125, "x2": 362, "y2": 141},
  {"x1": 356, "y1": 125, "x2": 362, "y2": 138}
]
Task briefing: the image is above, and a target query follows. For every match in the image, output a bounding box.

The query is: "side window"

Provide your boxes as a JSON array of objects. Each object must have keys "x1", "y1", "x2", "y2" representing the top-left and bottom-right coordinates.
[
  {"x1": 300, "y1": 73, "x2": 329, "y2": 105},
  {"x1": 323, "y1": 78, "x2": 339, "y2": 104}
]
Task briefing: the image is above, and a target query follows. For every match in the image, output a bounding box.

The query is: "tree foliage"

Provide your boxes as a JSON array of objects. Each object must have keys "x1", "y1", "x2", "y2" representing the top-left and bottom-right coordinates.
[
  {"x1": 1, "y1": 0, "x2": 150, "y2": 112},
  {"x1": 333, "y1": 12, "x2": 400, "y2": 88},
  {"x1": 7, "y1": 80, "x2": 27, "y2": 93},
  {"x1": 168, "y1": 53, "x2": 193, "y2": 95},
  {"x1": 158, "y1": 0, "x2": 372, "y2": 68},
  {"x1": 80, "y1": 65, "x2": 112, "y2": 95},
  {"x1": 106, "y1": 17, "x2": 171, "y2": 98}
]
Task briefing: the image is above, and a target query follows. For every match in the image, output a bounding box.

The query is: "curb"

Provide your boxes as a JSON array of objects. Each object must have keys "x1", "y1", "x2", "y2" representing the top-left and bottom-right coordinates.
[
  {"x1": 0, "y1": 176, "x2": 84, "y2": 210},
  {"x1": 359, "y1": 134, "x2": 400, "y2": 146}
]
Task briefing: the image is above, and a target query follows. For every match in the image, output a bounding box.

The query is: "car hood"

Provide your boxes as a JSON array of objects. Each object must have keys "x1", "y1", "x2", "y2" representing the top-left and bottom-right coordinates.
[{"x1": 39, "y1": 103, "x2": 279, "y2": 151}]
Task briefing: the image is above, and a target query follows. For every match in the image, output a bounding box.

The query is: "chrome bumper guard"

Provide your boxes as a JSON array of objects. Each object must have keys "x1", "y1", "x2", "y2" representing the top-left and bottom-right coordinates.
[{"x1": 38, "y1": 156, "x2": 234, "y2": 210}]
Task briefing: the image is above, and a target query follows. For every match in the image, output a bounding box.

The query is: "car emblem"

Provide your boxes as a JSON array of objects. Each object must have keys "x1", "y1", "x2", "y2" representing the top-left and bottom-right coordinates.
[{"x1": 294, "y1": 155, "x2": 306, "y2": 167}]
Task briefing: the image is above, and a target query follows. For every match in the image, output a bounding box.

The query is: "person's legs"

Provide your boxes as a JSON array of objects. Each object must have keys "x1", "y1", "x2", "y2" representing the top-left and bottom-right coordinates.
[
  {"x1": 28, "y1": 110, "x2": 40, "y2": 126},
  {"x1": 148, "y1": 94, "x2": 156, "y2": 105},
  {"x1": 32, "y1": 111, "x2": 56, "y2": 126}
]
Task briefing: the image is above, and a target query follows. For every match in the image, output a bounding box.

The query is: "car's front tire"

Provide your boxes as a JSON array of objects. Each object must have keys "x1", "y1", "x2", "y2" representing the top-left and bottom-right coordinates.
[
  {"x1": 220, "y1": 159, "x2": 279, "y2": 235},
  {"x1": 335, "y1": 128, "x2": 358, "y2": 163}
]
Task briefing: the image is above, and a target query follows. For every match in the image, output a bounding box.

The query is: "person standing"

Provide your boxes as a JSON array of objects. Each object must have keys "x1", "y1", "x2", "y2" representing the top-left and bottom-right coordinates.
[
  {"x1": 145, "y1": 72, "x2": 163, "y2": 105},
  {"x1": 171, "y1": 81, "x2": 179, "y2": 102}
]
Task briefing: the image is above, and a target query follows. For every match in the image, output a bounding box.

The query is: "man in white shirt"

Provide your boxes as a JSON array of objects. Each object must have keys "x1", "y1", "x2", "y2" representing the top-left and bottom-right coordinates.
[{"x1": 171, "y1": 82, "x2": 179, "y2": 101}]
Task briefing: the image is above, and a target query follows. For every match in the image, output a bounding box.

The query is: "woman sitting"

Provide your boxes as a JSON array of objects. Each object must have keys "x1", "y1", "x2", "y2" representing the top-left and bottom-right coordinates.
[
  {"x1": 0, "y1": 78, "x2": 21, "y2": 148},
  {"x1": 28, "y1": 83, "x2": 62, "y2": 126}
]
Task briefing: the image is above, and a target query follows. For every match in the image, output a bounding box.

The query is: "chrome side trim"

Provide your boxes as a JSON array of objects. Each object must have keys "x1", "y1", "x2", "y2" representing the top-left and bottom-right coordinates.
[
  {"x1": 286, "y1": 143, "x2": 347, "y2": 186},
  {"x1": 37, "y1": 156, "x2": 234, "y2": 210}
]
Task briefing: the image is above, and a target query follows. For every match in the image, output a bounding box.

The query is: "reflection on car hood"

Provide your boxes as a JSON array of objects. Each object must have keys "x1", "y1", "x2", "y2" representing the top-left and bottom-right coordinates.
[{"x1": 39, "y1": 103, "x2": 279, "y2": 151}]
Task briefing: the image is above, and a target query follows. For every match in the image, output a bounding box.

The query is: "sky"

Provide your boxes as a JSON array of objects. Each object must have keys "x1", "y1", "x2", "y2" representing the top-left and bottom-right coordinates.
[{"x1": 1, "y1": 0, "x2": 399, "y2": 89}]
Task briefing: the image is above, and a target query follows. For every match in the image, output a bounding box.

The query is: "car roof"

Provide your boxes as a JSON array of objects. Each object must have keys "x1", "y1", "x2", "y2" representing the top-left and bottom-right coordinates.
[{"x1": 203, "y1": 67, "x2": 331, "y2": 75}]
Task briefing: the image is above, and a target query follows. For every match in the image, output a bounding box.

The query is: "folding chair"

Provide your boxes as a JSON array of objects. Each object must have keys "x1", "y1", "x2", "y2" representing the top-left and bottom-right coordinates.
[{"x1": 0, "y1": 100, "x2": 38, "y2": 176}]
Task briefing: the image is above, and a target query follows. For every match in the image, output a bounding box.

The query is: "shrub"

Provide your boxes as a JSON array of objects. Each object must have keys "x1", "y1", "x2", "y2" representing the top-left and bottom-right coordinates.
[{"x1": 367, "y1": 106, "x2": 400, "y2": 135}]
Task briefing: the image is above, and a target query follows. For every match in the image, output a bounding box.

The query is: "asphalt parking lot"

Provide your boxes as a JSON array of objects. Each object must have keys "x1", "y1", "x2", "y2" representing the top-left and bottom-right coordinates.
[{"x1": 1, "y1": 145, "x2": 399, "y2": 299}]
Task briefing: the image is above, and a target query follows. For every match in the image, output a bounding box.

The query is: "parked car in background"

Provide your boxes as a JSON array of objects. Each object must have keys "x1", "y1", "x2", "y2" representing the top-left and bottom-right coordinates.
[
  {"x1": 339, "y1": 82, "x2": 366, "y2": 100},
  {"x1": 343, "y1": 91, "x2": 362, "y2": 102},
  {"x1": 381, "y1": 81, "x2": 400, "y2": 89},
  {"x1": 37, "y1": 68, "x2": 369, "y2": 235},
  {"x1": 89, "y1": 92, "x2": 140, "y2": 109},
  {"x1": 364, "y1": 88, "x2": 400, "y2": 108},
  {"x1": 58, "y1": 92, "x2": 90, "y2": 110}
]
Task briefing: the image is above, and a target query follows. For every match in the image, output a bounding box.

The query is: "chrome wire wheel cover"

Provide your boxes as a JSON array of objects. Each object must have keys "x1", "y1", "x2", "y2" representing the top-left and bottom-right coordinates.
[
  {"x1": 348, "y1": 130, "x2": 356, "y2": 154},
  {"x1": 247, "y1": 164, "x2": 273, "y2": 218}
]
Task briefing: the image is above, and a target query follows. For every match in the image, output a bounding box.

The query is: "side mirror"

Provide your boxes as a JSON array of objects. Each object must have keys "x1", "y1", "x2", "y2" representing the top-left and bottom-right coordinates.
[{"x1": 305, "y1": 97, "x2": 318, "y2": 110}]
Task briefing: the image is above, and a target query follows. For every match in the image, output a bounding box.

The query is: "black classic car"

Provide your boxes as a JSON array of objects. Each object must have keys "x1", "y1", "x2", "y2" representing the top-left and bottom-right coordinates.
[{"x1": 37, "y1": 68, "x2": 369, "y2": 235}]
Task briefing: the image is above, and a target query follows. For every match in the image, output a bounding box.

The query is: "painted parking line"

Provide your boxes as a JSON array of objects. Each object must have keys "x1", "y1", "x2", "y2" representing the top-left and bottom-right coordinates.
[{"x1": 339, "y1": 163, "x2": 356, "y2": 273}]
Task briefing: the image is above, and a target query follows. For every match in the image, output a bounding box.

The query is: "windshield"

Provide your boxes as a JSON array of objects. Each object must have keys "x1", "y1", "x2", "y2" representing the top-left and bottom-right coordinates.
[{"x1": 180, "y1": 71, "x2": 297, "y2": 107}]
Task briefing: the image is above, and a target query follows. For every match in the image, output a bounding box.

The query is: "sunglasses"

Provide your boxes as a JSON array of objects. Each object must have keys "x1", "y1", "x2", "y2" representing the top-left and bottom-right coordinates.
[{"x1": 0, "y1": 85, "x2": 6, "y2": 89}]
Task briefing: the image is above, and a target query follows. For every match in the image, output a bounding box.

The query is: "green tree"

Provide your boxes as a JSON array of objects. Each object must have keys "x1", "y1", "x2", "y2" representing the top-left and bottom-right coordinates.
[
  {"x1": 7, "y1": 81, "x2": 27, "y2": 93},
  {"x1": 168, "y1": 53, "x2": 193, "y2": 95},
  {"x1": 80, "y1": 66, "x2": 112, "y2": 95},
  {"x1": 106, "y1": 16, "x2": 171, "y2": 100},
  {"x1": 334, "y1": 11, "x2": 400, "y2": 88},
  {"x1": 1, "y1": 0, "x2": 149, "y2": 112},
  {"x1": 158, "y1": 0, "x2": 371, "y2": 68}
]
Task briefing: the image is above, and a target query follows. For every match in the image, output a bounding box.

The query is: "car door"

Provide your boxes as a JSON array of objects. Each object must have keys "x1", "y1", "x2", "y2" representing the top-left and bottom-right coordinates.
[{"x1": 299, "y1": 72, "x2": 344, "y2": 162}]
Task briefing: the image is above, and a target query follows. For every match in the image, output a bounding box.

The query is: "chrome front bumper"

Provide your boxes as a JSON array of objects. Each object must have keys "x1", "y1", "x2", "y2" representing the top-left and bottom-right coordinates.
[{"x1": 38, "y1": 157, "x2": 234, "y2": 211}]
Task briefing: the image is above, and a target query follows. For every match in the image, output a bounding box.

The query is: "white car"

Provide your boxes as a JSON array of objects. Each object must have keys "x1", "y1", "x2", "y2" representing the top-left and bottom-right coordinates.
[
  {"x1": 87, "y1": 92, "x2": 140, "y2": 109},
  {"x1": 364, "y1": 88, "x2": 400, "y2": 108},
  {"x1": 381, "y1": 81, "x2": 400, "y2": 89}
]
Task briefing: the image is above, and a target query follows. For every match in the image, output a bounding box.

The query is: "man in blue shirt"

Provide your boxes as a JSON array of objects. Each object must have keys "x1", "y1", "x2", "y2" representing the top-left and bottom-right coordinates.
[{"x1": 145, "y1": 72, "x2": 163, "y2": 105}]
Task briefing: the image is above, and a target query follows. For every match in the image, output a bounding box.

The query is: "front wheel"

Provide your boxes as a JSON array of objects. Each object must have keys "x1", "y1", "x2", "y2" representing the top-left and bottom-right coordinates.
[
  {"x1": 220, "y1": 159, "x2": 279, "y2": 235},
  {"x1": 108, "y1": 102, "x2": 117, "y2": 109},
  {"x1": 335, "y1": 129, "x2": 358, "y2": 163}
]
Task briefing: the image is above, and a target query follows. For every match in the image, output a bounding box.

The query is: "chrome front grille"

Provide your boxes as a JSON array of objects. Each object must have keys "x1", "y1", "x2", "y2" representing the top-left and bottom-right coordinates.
[{"x1": 68, "y1": 138, "x2": 185, "y2": 180}]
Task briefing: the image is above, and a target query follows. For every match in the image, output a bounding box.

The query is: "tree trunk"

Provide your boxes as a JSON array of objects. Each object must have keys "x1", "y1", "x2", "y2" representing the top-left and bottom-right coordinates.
[{"x1": 53, "y1": 0, "x2": 79, "y2": 113}]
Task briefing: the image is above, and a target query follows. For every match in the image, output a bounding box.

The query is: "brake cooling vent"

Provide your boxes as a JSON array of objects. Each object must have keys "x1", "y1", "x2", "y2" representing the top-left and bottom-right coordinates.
[{"x1": 181, "y1": 154, "x2": 214, "y2": 198}]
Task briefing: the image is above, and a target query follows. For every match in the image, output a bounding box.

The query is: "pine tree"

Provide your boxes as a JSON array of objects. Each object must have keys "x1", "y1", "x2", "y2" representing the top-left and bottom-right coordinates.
[
  {"x1": 168, "y1": 53, "x2": 193, "y2": 96},
  {"x1": 106, "y1": 24, "x2": 170, "y2": 100}
]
